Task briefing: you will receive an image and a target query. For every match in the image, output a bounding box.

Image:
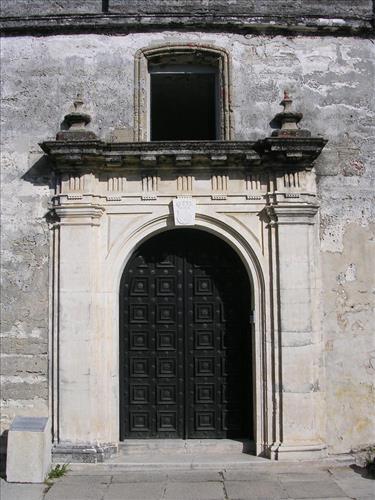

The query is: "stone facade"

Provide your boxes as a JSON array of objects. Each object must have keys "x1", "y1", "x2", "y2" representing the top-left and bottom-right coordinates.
[{"x1": 0, "y1": 1, "x2": 374, "y2": 461}]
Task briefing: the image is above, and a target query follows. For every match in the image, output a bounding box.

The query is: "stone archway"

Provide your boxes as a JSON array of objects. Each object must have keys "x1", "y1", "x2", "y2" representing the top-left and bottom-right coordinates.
[
  {"x1": 41, "y1": 90, "x2": 328, "y2": 462},
  {"x1": 119, "y1": 228, "x2": 253, "y2": 440}
]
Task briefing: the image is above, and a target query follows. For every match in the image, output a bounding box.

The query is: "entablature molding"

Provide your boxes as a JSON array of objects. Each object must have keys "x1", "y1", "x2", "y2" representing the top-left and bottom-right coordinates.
[
  {"x1": 40, "y1": 138, "x2": 327, "y2": 174},
  {"x1": 40, "y1": 91, "x2": 327, "y2": 206}
]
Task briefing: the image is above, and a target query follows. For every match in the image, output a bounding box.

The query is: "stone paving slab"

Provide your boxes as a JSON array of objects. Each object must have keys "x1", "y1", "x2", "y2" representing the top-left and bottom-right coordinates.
[
  {"x1": 328, "y1": 466, "x2": 375, "y2": 498},
  {"x1": 331, "y1": 476, "x2": 375, "y2": 498},
  {"x1": 225, "y1": 479, "x2": 288, "y2": 499},
  {"x1": 106, "y1": 482, "x2": 166, "y2": 500},
  {"x1": 281, "y1": 479, "x2": 347, "y2": 499},
  {"x1": 111, "y1": 471, "x2": 168, "y2": 482},
  {"x1": 2, "y1": 463, "x2": 374, "y2": 499},
  {"x1": 0, "y1": 479, "x2": 46, "y2": 500},
  {"x1": 222, "y1": 470, "x2": 273, "y2": 481},
  {"x1": 163, "y1": 480, "x2": 225, "y2": 500},
  {"x1": 166, "y1": 470, "x2": 223, "y2": 482},
  {"x1": 276, "y1": 471, "x2": 332, "y2": 482},
  {"x1": 44, "y1": 480, "x2": 108, "y2": 500}
]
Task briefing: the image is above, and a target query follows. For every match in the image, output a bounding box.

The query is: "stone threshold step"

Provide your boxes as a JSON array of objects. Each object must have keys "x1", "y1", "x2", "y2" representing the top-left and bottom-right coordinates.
[
  {"x1": 71, "y1": 453, "x2": 267, "y2": 472},
  {"x1": 67, "y1": 454, "x2": 355, "y2": 474},
  {"x1": 118, "y1": 439, "x2": 254, "y2": 455}
]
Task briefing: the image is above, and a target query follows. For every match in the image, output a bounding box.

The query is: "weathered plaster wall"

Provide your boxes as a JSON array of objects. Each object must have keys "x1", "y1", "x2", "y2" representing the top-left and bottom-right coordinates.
[
  {"x1": 0, "y1": 95, "x2": 50, "y2": 434},
  {"x1": 1, "y1": 32, "x2": 374, "y2": 453},
  {"x1": 322, "y1": 224, "x2": 375, "y2": 453}
]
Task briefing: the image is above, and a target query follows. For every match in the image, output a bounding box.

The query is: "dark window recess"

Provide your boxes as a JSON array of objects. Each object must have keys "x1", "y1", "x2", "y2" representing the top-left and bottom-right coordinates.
[{"x1": 151, "y1": 73, "x2": 217, "y2": 141}]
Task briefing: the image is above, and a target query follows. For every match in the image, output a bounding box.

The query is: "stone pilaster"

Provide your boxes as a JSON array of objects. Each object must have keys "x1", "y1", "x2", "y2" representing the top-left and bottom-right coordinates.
[
  {"x1": 52, "y1": 201, "x2": 117, "y2": 456},
  {"x1": 267, "y1": 203, "x2": 326, "y2": 460}
]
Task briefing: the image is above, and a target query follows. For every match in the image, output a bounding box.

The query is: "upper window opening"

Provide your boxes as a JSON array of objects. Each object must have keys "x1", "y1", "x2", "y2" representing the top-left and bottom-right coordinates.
[
  {"x1": 150, "y1": 65, "x2": 217, "y2": 141},
  {"x1": 135, "y1": 45, "x2": 232, "y2": 141}
]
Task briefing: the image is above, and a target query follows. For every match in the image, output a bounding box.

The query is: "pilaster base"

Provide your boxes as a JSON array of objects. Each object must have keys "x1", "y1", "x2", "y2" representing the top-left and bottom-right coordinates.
[
  {"x1": 270, "y1": 442, "x2": 327, "y2": 461},
  {"x1": 52, "y1": 442, "x2": 118, "y2": 463}
]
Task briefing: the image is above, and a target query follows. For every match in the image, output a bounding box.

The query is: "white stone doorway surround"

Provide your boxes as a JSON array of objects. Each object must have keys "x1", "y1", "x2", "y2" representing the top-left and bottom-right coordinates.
[
  {"x1": 41, "y1": 100, "x2": 327, "y2": 463},
  {"x1": 52, "y1": 210, "x2": 267, "y2": 462},
  {"x1": 50, "y1": 199, "x2": 326, "y2": 463}
]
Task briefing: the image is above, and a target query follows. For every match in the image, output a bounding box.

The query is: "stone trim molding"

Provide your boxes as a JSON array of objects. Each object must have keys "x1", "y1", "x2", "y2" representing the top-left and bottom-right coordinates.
[
  {"x1": 1, "y1": 13, "x2": 373, "y2": 37},
  {"x1": 104, "y1": 211, "x2": 267, "y2": 454},
  {"x1": 134, "y1": 44, "x2": 233, "y2": 141}
]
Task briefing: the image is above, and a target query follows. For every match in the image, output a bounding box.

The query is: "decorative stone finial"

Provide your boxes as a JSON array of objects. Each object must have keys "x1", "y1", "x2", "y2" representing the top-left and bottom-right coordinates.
[
  {"x1": 56, "y1": 94, "x2": 97, "y2": 141},
  {"x1": 281, "y1": 90, "x2": 293, "y2": 112},
  {"x1": 271, "y1": 90, "x2": 310, "y2": 138}
]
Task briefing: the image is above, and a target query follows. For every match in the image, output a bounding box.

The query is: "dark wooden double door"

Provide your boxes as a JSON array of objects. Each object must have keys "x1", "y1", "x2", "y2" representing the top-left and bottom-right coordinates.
[{"x1": 120, "y1": 229, "x2": 252, "y2": 439}]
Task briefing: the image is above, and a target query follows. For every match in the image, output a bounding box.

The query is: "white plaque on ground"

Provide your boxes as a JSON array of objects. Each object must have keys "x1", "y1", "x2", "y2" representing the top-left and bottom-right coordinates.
[{"x1": 173, "y1": 197, "x2": 196, "y2": 226}]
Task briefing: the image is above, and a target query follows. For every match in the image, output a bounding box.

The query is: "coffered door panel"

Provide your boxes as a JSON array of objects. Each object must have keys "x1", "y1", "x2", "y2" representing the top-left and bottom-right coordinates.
[
  {"x1": 120, "y1": 230, "x2": 252, "y2": 440},
  {"x1": 121, "y1": 240, "x2": 184, "y2": 438},
  {"x1": 185, "y1": 240, "x2": 251, "y2": 438}
]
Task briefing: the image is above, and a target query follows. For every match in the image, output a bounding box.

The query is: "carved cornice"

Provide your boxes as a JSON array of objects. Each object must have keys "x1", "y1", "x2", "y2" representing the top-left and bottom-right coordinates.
[
  {"x1": 254, "y1": 137, "x2": 327, "y2": 170},
  {"x1": 40, "y1": 139, "x2": 326, "y2": 173}
]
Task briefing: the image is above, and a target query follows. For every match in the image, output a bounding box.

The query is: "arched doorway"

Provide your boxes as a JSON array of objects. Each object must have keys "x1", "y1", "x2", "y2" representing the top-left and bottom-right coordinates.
[{"x1": 120, "y1": 229, "x2": 252, "y2": 440}]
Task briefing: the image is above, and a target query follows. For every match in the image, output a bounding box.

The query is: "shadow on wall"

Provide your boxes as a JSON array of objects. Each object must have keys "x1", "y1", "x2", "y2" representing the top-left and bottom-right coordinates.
[
  {"x1": 21, "y1": 154, "x2": 58, "y2": 226},
  {"x1": 22, "y1": 155, "x2": 54, "y2": 189}
]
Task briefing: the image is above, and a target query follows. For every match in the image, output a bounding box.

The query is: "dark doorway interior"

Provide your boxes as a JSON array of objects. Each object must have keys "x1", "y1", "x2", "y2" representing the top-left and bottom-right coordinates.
[
  {"x1": 120, "y1": 229, "x2": 253, "y2": 440},
  {"x1": 150, "y1": 73, "x2": 217, "y2": 141}
]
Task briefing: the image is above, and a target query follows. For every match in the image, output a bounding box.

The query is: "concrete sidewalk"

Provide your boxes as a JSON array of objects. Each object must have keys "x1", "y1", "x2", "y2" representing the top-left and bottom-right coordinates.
[{"x1": 1, "y1": 461, "x2": 374, "y2": 500}]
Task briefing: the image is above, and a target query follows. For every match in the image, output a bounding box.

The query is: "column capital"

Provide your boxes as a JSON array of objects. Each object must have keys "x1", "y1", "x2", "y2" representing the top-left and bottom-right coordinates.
[
  {"x1": 264, "y1": 204, "x2": 319, "y2": 226},
  {"x1": 53, "y1": 203, "x2": 105, "y2": 226}
]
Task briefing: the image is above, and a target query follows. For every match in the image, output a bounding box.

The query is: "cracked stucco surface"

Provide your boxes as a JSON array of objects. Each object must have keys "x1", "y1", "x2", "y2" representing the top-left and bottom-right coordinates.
[{"x1": 1, "y1": 32, "x2": 374, "y2": 453}]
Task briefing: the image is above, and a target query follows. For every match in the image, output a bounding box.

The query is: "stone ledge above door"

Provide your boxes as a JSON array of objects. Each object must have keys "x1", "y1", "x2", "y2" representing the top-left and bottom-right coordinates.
[{"x1": 40, "y1": 138, "x2": 326, "y2": 173}]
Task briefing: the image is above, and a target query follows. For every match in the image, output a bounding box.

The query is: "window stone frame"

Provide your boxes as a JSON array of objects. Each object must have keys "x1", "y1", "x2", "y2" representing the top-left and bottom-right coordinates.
[{"x1": 134, "y1": 44, "x2": 233, "y2": 141}]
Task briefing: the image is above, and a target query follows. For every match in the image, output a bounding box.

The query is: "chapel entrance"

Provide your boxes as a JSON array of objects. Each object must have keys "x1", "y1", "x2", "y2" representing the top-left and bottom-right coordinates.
[{"x1": 120, "y1": 229, "x2": 253, "y2": 440}]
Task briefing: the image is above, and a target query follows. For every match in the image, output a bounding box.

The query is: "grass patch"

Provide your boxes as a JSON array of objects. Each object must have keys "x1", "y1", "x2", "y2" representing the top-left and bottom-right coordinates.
[{"x1": 45, "y1": 463, "x2": 70, "y2": 484}]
